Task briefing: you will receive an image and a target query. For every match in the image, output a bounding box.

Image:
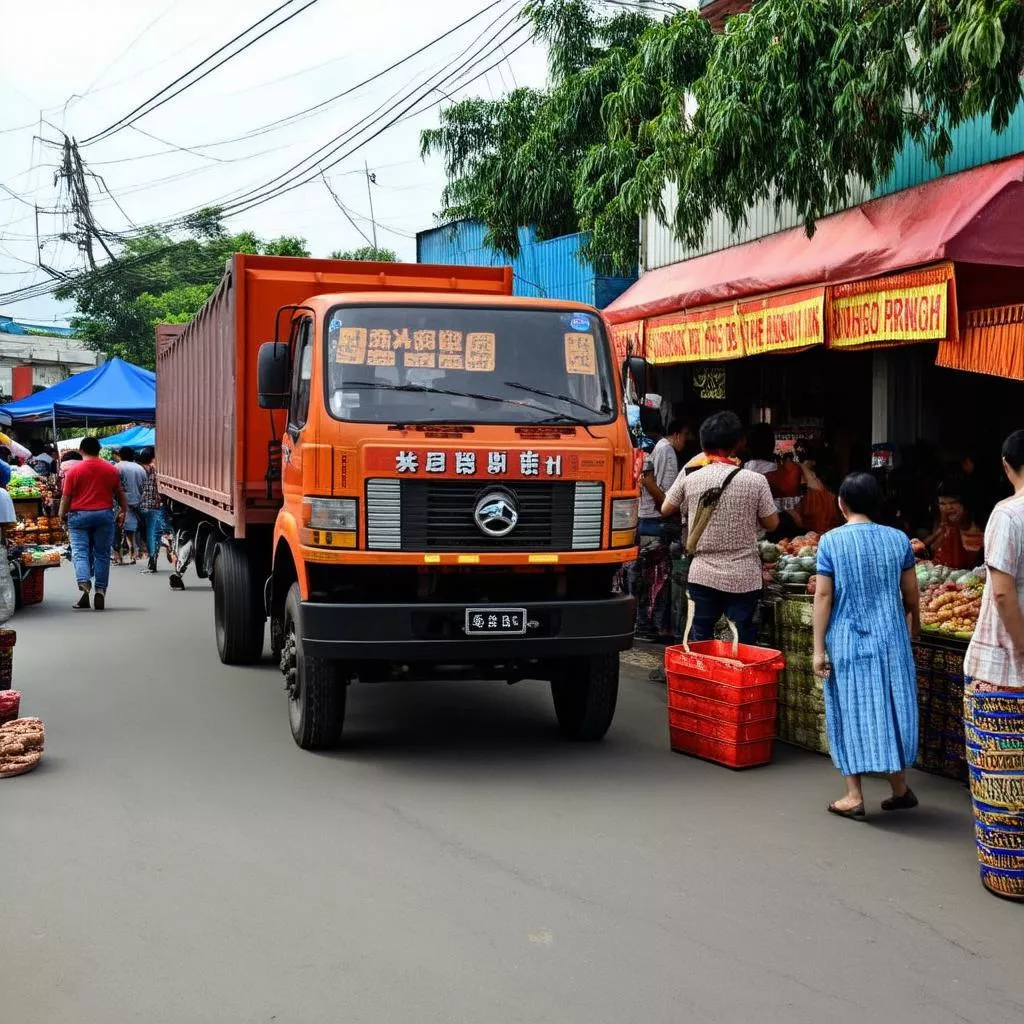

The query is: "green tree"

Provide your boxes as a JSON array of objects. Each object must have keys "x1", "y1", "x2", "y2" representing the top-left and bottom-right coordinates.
[
  {"x1": 55, "y1": 212, "x2": 311, "y2": 367},
  {"x1": 422, "y1": 0, "x2": 1024, "y2": 275},
  {"x1": 330, "y1": 245, "x2": 399, "y2": 262}
]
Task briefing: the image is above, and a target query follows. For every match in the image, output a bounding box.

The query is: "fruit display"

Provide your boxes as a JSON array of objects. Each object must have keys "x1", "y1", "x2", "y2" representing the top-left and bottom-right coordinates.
[
  {"x1": 7, "y1": 479, "x2": 41, "y2": 500},
  {"x1": 17, "y1": 548, "x2": 61, "y2": 568},
  {"x1": 760, "y1": 534, "x2": 820, "y2": 591},
  {"x1": 917, "y1": 562, "x2": 985, "y2": 639}
]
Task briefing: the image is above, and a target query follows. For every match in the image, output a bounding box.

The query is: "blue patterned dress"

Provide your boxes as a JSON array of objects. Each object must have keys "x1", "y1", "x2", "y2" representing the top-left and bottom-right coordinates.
[{"x1": 816, "y1": 523, "x2": 918, "y2": 776}]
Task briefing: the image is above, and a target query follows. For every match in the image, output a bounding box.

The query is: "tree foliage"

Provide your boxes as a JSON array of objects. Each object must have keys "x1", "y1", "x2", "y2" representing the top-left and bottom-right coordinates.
[
  {"x1": 330, "y1": 245, "x2": 399, "y2": 262},
  {"x1": 55, "y1": 210, "x2": 310, "y2": 367},
  {"x1": 421, "y1": 0, "x2": 1024, "y2": 275}
]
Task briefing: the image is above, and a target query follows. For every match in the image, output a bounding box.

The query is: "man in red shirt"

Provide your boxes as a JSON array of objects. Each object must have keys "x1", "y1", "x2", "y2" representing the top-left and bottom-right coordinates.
[{"x1": 59, "y1": 437, "x2": 128, "y2": 610}]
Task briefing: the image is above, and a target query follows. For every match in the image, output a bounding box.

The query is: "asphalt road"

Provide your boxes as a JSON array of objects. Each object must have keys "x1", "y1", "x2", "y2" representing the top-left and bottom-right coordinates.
[{"x1": 3, "y1": 564, "x2": 1023, "y2": 1024}]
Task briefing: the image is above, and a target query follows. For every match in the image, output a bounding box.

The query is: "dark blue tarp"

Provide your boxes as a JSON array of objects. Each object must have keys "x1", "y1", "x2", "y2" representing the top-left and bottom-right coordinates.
[{"x1": 0, "y1": 358, "x2": 155, "y2": 425}]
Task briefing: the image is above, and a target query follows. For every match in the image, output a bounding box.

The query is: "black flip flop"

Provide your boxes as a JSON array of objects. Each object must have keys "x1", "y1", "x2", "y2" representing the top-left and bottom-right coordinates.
[
  {"x1": 73, "y1": 591, "x2": 90, "y2": 610},
  {"x1": 881, "y1": 789, "x2": 918, "y2": 811},
  {"x1": 828, "y1": 802, "x2": 866, "y2": 821}
]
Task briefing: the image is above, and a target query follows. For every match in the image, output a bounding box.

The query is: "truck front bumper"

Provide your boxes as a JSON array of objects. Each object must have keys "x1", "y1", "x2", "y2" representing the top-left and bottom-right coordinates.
[{"x1": 300, "y1": 595, "x2": 636, "y2": 661}]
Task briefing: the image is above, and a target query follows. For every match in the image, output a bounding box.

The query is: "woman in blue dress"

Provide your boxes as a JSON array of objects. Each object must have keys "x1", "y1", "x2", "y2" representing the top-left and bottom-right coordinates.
[{"x1": 812, "y1": 472, "x2": 922, "y2": 820}]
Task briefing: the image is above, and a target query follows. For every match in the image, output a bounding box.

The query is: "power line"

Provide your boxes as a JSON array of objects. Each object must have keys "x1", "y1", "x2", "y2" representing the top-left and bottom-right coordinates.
[{"x1": 80, "y1": 0, "x2": 320, "y2": 146}]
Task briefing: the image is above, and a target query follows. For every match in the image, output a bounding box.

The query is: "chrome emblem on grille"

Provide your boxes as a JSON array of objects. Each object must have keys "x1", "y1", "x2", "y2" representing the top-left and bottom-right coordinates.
[{"x1": 473, "y1": 490, "x2": 519, "y2": 538}]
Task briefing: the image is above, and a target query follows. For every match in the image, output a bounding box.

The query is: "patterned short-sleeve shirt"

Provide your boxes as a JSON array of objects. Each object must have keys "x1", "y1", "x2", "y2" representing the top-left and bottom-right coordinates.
[
  {"x1": 965, "y1": 495, "x2": 1024, "y2": 688},
  {"x1": 664, "y1": 462, "x2": 777, "y2": 593}
]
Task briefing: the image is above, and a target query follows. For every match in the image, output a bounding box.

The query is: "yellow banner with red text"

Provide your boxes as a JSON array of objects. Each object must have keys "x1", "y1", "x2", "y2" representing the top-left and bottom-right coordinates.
[{"x1": 645, "y1": 288, "x2": 825, "y2": 365}]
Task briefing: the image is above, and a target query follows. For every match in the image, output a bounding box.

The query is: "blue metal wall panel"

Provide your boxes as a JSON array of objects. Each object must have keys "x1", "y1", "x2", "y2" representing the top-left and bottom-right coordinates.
[
  {"x1": 416, "y1": 221, "x2": 636, "y2": 308},
  {"x1": 875, "y1": 106, "x2": 1024, "y2": 197}
]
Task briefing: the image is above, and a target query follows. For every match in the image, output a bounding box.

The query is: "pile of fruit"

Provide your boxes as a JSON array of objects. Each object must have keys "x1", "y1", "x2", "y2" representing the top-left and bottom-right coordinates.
[
  {"x1": 18, "y1": 547, "x2": 61, "y2": 568},
  {"x1": 8, "y1": 515, "x2": 63, "y2": 546},
  {"x1": 7, "y1": 479, "x2": 41, "y2": 500},
  {"x1": 760, "y1": 534, "x2": 820, "y2": 592},
  {"x1": 918, "y1": 562, "x2": 986, "y2": 639}
]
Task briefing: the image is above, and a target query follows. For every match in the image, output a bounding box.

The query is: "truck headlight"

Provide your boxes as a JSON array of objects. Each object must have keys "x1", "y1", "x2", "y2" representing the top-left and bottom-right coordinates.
[
  {"x1": 302, "y1": 498, "x2": 358, "y2": 548},
  {"x1": 611, "y1": 497, "x2": 639, "y2": 548},
  {"x1": 611, "y1": 497, "x2": 639, "y2": 532}
]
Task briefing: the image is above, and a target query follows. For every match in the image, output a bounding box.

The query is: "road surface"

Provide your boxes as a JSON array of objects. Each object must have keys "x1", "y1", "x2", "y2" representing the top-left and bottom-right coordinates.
[{"x1": 4, "y1": 565, "x2": 1023, "y2": 1023}]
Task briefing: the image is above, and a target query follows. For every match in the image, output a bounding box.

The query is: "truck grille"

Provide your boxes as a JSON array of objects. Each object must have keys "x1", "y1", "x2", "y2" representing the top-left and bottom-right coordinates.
[{"x1": 365, "y1": 479, "x2": 603, "y2": 552}]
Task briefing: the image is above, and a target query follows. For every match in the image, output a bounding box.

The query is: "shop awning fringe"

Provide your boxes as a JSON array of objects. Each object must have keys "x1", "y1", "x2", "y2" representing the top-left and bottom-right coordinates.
[{"x1": 937, "y1": 304, "x2": 1024, "y2": 381}]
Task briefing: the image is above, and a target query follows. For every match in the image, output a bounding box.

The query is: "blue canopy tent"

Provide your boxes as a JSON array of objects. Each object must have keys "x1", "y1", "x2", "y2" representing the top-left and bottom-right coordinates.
[
  {"x1": 0, "y1": 358, "x2": 155, "y2": 426},
  {"x1": 103, "y1": 425, "x2": 154, "y2": 450}
]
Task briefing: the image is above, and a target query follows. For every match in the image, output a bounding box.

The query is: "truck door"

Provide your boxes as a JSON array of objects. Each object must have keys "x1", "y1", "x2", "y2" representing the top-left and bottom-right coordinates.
[{"x1": 282, "y1": 317, "x2": 313, "y2": 496}]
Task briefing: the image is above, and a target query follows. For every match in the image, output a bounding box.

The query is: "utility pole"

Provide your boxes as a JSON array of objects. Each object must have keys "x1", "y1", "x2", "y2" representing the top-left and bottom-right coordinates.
[{"x1": 364, "y1": 161, "x2": 378, "y2": 250}]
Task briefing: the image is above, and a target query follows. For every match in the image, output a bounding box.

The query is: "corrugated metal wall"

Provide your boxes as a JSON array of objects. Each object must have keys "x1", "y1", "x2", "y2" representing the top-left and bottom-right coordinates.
[
  {"x1": 416, "y1": 221, "x2": 635, "y2": 308},
  {"x1": 643, "y1": 106, "x2": 1024, "y2": 271}
]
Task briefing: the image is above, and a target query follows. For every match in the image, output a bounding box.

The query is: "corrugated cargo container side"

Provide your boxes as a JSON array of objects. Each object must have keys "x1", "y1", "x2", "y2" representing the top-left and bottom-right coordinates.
[
  {"x1": 156, "y1": 268, "x2": 237, "y2": 524},
  {"x1": 154, "y1": 323, "x2": 185, "y2": 359}
]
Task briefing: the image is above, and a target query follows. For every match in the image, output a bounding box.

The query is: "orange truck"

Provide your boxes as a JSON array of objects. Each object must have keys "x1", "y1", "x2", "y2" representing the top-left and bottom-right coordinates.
[{"x1": 157, "y1": 254, "x2": 639, "y2": 749}]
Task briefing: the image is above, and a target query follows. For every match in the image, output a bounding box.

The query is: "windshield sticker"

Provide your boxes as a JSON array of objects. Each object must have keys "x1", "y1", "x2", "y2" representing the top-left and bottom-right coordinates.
[
  {"x1": 465, "y1": 332, "x2": 496, "y2": 372},
  {"x1": 564, "y1": 332, "x2": 597, "y2": 375},
  {"x1": 336, "y1": 327, "x2": 368, "y2": 364},
  {"x1": 569, "y1": 313, "x2": 591, "y2": 332}
]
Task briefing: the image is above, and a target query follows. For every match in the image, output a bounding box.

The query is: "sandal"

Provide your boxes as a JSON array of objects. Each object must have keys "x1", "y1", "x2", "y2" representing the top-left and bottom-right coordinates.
[
  {"x1": 827, "y1": 802, "x2": 866, "y2": 821},
  {"x1": 73, "y1": 591, "x2": 90, "y2": 610},
  {"x1": 881, "y1": 789, "x2": 918, "y2": 812}
]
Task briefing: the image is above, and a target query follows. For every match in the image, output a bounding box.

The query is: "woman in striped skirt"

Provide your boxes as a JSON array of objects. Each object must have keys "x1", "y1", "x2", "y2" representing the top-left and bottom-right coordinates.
[{"x1": 812, "y1": 473, "x2": 922, "y2": 820}]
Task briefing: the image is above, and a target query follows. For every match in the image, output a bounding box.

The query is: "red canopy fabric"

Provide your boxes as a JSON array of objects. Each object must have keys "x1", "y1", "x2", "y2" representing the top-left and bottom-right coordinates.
[{"x1": 605, "y1": 156, "x2": 1024, "y2": 325}]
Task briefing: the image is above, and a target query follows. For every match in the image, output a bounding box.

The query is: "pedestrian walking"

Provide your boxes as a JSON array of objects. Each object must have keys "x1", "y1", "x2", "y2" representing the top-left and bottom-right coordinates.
[
  {"x1": 58, "y1": 437, "x2": 127, "y2": 611},
  {"x1": 634, "y1": 419, "x2": 691, "y2": 640},
  {"x1": 116, "y1": 446, "x2": 147, "y2": 565},
  {"x1": 812, "y1": 472, "x2": 921, "y2": 820},
  {"x1": 963, "y1": 430, "x2": 1024, "y2": 900},
  {"x1": 137, "y1": 447, "x2": 165, "y2": 574},
  {"x1": 661, "y1": 412, "x2": 779, "y2": 645}
]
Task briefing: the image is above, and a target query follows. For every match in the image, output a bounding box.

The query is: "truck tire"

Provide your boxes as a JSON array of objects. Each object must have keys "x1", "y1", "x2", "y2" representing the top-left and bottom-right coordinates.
[
  {"x1": 213, "y1": 541, "x2": 265, "y2": 665},
  {"x1": 551, "y1": 653, "x2": 619, "y2": 741},
  {"x1": 282, "y1": 583, "x2": 347, "y2": 750}
]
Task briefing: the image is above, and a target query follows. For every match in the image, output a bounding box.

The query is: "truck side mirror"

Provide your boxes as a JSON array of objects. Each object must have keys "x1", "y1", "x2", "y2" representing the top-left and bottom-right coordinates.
[
  {"x1": 622, "y1": 355, "x2": 649, "y2": 399},
  {"x1": 257, "y1": 342, "x2": 291, "y2": 409}
]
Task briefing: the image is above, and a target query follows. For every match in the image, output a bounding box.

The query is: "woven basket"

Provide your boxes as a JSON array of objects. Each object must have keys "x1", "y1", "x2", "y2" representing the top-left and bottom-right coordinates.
[
  {"x1": 973, "y1": 799, "x2": 1024, "y2": 829},
  {"x1": 975, "y1": 820, "x2": 1024, "y2": 850},
  {"x1": 968, "y1": 765, "x2": 1024, "y2": 809},
  {"x1": 979, "y1": 864, "x2": 1024, "y2": 900}
]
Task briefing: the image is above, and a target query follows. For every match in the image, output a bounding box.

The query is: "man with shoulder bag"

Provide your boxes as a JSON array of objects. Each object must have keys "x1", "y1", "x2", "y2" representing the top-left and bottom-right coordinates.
[{"x1": 662, "y1": 412, "x2": 779, "y2": 645}]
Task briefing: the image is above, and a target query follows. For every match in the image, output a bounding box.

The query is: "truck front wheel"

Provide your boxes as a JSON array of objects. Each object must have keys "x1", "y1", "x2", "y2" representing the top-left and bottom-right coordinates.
[
  {"x1": 282, "y1": 583, "x2": 347, "y2": 750},
  {"x1": 213, "y1": 541, "x2": 265, "y2": 665},
  {"x1": 551, "y1": 654, "x2": 619, "y2": 741}
]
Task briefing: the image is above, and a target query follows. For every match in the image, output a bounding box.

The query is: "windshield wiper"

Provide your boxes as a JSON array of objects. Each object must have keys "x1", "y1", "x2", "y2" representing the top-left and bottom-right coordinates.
[
  {"x1": 341, "y1": 380, "x2": 522, "y2": 407},
  {"x1": 502, "y1": 380, "x2": 612, "y2": 417}
]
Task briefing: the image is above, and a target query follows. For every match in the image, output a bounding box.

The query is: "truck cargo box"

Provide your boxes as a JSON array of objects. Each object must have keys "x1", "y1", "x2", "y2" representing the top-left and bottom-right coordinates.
[{"x1": 156, "y1": 254, "x2": 513, "y2": 533}]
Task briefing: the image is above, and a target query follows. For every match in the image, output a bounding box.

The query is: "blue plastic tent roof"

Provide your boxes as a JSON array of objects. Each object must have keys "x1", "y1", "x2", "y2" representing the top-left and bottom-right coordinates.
[
  {"x1": 103, "y1": 425, "x2": 154, "y2": 450},
  {"x1": 0, "y1": 357, "x2": 155, "y2": 425}
]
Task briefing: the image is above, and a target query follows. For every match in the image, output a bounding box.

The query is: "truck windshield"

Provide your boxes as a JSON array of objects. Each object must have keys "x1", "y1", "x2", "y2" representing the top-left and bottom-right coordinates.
[{"x1": 324, "y1": 305, "x2": 616, "y2": 425}]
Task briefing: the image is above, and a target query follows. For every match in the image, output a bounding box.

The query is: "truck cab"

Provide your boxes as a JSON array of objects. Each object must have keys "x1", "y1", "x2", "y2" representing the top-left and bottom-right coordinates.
[{"x1": 256, "y1": 292, "x2": 638, "y2": 747}]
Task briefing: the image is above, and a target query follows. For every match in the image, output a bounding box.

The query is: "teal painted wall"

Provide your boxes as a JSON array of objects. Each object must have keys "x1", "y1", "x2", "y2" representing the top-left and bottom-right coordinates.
[{"x1": 874, "y1": 104, "x2": 1024, "y2": 197}]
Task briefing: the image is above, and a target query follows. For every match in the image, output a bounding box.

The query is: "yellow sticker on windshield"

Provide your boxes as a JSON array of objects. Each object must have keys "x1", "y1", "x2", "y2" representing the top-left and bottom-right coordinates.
[
  {"x1": 565, "y1": 332, "x2": 597, "y2": 375},
  {"x1": 465, "y1": 332, "x2": 496, "y2": 372},
  {"x1": 336, "y1": 327, "x2": 367, "y2": 364}
]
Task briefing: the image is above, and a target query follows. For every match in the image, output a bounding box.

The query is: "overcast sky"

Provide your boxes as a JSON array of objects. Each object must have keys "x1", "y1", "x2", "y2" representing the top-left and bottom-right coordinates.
[{"x1": 0, "y1": 0, "x2": 552, "y2": 324}]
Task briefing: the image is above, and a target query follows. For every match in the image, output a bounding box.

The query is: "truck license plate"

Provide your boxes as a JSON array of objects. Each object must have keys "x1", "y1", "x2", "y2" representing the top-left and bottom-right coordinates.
[{"x1": 464, "y1": 608, "x2": 527, "y2": 636}]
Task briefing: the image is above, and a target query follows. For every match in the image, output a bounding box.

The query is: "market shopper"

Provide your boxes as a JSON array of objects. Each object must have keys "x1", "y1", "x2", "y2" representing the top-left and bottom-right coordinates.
[
  {"x1": 116, "y1": 446, "x2": 147, "y2": 565},
  {"x1": 662, "y1": 412, "x2": 779, "y2": 644},
  {"x1": 59, "y1": 437, "x2": 128, "y2": 611},
  {"x1": 137, "y1": 447, "x2": 164, "y2": 575},
  {"x1": 634, "y1": 419, "x2": 691, "y2": 640},
  {"x1": 963, "y1": 431, "x2": 1024, "y2": 899},
  {"x1": 812, "y1": 472, "x2": 921, "y2": 820}
]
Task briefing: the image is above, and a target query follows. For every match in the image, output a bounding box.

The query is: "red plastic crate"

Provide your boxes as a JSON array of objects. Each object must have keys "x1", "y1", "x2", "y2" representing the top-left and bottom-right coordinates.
[
  {"x1": 667, "y1": 688, "x2": 777, "y2": 725},
  {"x1": 665, "y1": 642, "x2": 783, "y2": 705},
  {"x1": 669, "y1": 726, "x2": 774, "y2": 769},
  {"x1": 668, "y1": 707, "x2": 776, "y2": 743}
]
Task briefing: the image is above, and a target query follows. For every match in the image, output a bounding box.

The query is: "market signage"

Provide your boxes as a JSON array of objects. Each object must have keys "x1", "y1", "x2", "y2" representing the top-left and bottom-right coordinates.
[
  {"x1": 608, "y1": 319, "x2": 645, "y2": 361},
  {"x1": 645, "y1": 288, "x2": 825, "y2": 365},
  {"x1": 827, "y1": 263, "x2": 954, "y2": 349}
]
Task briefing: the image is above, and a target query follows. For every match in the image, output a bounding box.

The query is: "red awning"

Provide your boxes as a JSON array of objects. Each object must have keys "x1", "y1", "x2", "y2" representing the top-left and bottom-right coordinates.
[{"x1": 605, "y1": 156, "x2": 1024, "y2": 325}]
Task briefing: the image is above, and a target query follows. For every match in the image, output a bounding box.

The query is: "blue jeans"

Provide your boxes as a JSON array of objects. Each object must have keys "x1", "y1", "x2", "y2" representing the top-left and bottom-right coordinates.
[
  {"x1": 68, "y1": 509, "x2": 116, "y2": 593},
  {"x1": 140, "y1": 508, "x2": 165, "y2": 564},
  {"x1": 686, "y1": 583, "x2": 761, "y2": 645}
]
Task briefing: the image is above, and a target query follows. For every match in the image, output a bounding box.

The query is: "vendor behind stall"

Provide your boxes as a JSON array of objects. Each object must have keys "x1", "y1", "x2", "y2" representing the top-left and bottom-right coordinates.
[
  {"x1": 925, "y1": 476, "x2": 984, "y2": 569},
  {"x1": 790, "y1": 442, "x2": 843, "y2": 536}
]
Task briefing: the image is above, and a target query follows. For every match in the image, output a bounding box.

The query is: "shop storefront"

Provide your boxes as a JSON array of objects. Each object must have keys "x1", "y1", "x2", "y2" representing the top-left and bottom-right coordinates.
[{"x1": 607, "y1": 158, "x2": 1024, "y2": 896}]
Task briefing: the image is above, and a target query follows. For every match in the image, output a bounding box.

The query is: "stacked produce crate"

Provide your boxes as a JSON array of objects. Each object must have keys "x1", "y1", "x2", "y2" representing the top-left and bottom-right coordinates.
[
  {"x1": 912, "y1": 637, "x2": 968, "y2": 781},
  {"x1": 773, "y1": 595, "x2": 829, "y2": 755},
  {"x1": 665, "y1": 641, "x2": 784, "y2": 769}
]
